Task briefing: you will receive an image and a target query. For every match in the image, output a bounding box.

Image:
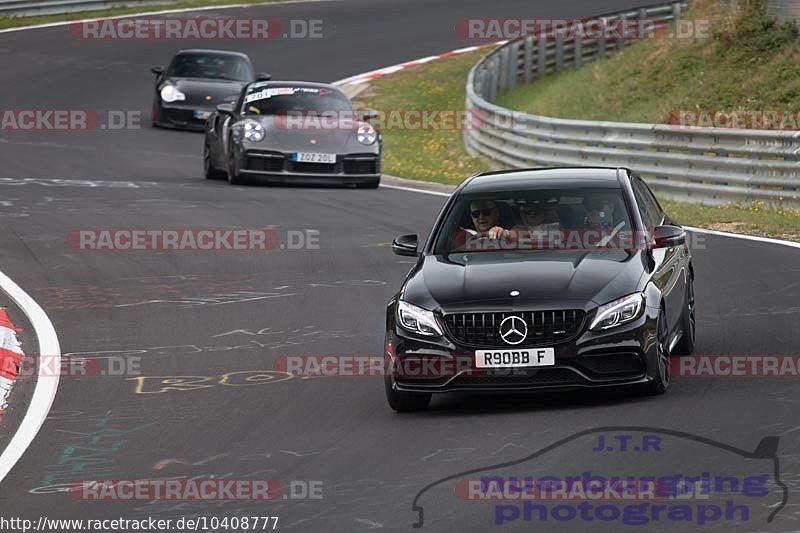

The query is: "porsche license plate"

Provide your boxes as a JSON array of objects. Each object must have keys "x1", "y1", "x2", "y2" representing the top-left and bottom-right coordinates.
[
  {"x1": 475, "y1": 348, "x2": 555, "y2": 368},
  {"x1": 292, "y1": 152, "x2": 336, "y2": 164},
  {"x1": 193, "y1": 110, "x2": 212, "y2": 119}
]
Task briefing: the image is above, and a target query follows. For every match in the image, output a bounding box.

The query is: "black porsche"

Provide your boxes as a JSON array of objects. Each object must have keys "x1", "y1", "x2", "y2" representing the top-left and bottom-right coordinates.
[
  {"x1": 203, "y1": 81, "x2": 381, "y2": 188},
  {"x1": 151, "y1": 49, "x2": 267, "y2": 131},
  {"x1": 385, "y1": 167, "x2": 696, "y2": 411}
]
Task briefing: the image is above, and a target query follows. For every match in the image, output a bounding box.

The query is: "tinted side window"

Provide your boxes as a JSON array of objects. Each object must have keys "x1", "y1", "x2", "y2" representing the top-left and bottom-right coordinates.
[
  {"x1": 639, "y1": 179, "x2": 665, "y2": 225},
  {"x1": 632, "y1": 179, "x2": 658, "y2": 229}
]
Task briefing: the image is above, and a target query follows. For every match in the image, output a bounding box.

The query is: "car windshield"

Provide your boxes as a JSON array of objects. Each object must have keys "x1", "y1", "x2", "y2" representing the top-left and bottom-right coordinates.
[
  {"x1": 166, "y1": 53, "x2": 253, "y2": 81},
  {"x1": 241, "y1": 86, "x2": 352, "y2": 116},
  {"x1": 432, "y1": 187, "x2": 635, "y2": 254}
]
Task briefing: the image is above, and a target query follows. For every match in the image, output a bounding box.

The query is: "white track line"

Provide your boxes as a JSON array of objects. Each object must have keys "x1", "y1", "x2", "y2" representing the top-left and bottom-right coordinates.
[
  {"x1": 379, "y1": 183, "x2": 450, "y2": 197},
  {"x1": 684, "y1": 226, "x2": 800, "y2": 250},
  {"x1": 0, "y1": 270, "x2": 61, "y2": 483}
]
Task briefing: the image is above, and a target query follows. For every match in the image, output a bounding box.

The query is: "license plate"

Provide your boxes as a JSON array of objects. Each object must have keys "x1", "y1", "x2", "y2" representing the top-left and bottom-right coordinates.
[
  {"x1": 292, "y1": 152, "x2": 336, "y2": 164},
  {"x1": 193, "y1": 110, "x2": 211, "y2": 119},
  {"x1": 475, "y1": 348, "x2": 555, "y2": 368}
]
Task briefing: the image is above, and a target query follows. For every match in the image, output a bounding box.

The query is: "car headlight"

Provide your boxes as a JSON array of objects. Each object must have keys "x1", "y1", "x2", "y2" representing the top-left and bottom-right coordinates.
[
  {"x1": 357, "y1": 123, "x2": 377, "y2": 145},
  {"x1": 589, "y1": 293, "x2": 645, "y2": 331},
  {"x1": 397, "y1": 301, "x2": 443, "y2": 336},
  {"x1": 243, "y1": 121, "x2": 265, "y2": 142},
  {"x1": 160, "y1": 84, "x2": 185, "y2": 103}
]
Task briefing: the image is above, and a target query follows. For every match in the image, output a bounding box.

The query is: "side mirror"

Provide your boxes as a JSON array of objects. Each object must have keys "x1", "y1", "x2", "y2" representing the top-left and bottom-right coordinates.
[
  {"x1": 151, "y1": 66, "x2": 165, "y2": 75},
  {"x1": 256, "y1": 73, "x2": 272, "y2": 81},
  {"x1": 392, "y1": 234, "x2": 419, "y2": 257},
  {"x1": 362, "y1": 108, "x2": 378, "y2": 121},
  {"x1": 216, "y1": 103, "x2": 235, "y2": 114},
  {"x1": 652, "y1": 225, "x2": 685, "y2": 248}
]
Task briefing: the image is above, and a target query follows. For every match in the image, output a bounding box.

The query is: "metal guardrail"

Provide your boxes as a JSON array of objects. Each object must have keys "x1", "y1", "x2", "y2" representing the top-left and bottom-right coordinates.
[
  {"x1": 0, "y1": 0, "x2": 171, "y2": 17},
  {"x1": 464, "y1": 1, "x2": 800, "y2": 207}
]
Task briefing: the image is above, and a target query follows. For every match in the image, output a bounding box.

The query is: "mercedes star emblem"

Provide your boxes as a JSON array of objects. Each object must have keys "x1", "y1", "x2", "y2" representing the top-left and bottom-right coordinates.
[{"x1": 499, "y1": 315, "x2": 527, "y2": 345}]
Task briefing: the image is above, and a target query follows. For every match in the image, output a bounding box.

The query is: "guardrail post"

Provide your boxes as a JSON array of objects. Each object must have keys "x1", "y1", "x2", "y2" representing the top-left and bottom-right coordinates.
[
  {"x1": 555, "y1": 39, "x2": 564, "y2": 71},
  {"x1": 524, "y1": 37, "x2": 534, "y2": 82},
  {"x1": 498, "y1": 47, "x2": 509, "y2": 91},
  {"x1": 474, "y1": 66, "x2": 485, "y2": 99},
  {"x1": 537, "y1": 39, "x2": 547, "y2": 77},
  {"x1": 507, "y1": 41, "x2": 519, "y2": 90},
  {"x1": 672, "y1": 1, "x2": 682, "y2": 19},
  {"x1": 488, "y1": 56, "x2": 499, "y2": 101},
  {"x1": 574, "y1": 38, "x2": 583, "y2": 67}
]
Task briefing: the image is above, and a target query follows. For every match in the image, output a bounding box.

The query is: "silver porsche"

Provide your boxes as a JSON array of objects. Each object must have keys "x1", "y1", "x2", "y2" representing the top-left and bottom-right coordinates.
[{"x1": 203, "y1": 81, "x2": 381, "y2": 188}]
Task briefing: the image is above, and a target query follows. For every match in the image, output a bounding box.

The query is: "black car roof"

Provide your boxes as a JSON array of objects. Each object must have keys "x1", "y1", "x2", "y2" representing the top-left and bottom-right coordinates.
[{"x1": 461, "y1": 167, "x2": 626, "y2": 194}]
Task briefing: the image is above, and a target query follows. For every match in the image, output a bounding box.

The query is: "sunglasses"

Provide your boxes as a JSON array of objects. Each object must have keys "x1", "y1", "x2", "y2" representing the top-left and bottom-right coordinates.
[{"x1": 471, "y1": 208, "x2": 496, "y2": 218}]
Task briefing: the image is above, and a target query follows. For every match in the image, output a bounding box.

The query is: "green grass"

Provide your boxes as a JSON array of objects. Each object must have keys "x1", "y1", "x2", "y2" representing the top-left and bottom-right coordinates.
[
  {"x1": 352, "y1": 51, "x2": 491, "y2": 184},
  {"x1": 660, "y1": 200, "x2": 800, "y2": 241},
  {"x1": 0, "y1": 0, "x2": 285, "y2": 30},
  {"x1": 494, "y1": 0, "x2": 800, "y2": 125}
]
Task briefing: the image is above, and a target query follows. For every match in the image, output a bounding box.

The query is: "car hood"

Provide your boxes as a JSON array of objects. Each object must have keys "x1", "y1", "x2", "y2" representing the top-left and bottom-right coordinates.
[
  {"x1": 402, "y1": 250, "x2": 648, "y2": 312},
  {"x1": 242, "y1": 116, "x2": 376, "y2": 153},
  {"x1": 166, "y1": 77, "x2": 245, "y2": 107}
]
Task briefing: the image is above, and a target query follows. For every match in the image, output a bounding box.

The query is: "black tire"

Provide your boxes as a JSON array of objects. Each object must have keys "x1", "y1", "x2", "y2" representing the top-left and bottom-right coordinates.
[
  {"x1": 673, "y1": 276, "x2": 696, "y2": 355},
  {"x1": 356, "y1": 176, "x2": 380, "y2": 189},
  {"x1": 203, "y1": 143, "x2": 227, "y2": 180},
  {"x1": 636, "y1": 308, "x2": 671, "y2": 396},
  {"x1": 385, "y1": 377, "x2": 431, "y2": 412},
  {"x1": 151, "y1": 101, "x2": 161, "y2": 128},
  {"x1": 226, "y1": 141, "x2": 248, "y2": 185}
]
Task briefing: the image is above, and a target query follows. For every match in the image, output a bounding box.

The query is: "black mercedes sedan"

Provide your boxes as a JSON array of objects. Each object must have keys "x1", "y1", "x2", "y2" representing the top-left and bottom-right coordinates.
[
  {"x1": 151, "y1": 49, "x2": 267, "y2": 131},
  {"x1": 385, "y1": 167, "x2": 695, "y2": 411},
  {"x1": 203, "y1": 81, "x2": 381, "y2": 187}
]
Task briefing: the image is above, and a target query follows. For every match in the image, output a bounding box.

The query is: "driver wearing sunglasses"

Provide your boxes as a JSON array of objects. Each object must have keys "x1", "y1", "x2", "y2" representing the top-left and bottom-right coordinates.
[{"x1": 469, "y1": 200, "x2": 507, "y2": 239}]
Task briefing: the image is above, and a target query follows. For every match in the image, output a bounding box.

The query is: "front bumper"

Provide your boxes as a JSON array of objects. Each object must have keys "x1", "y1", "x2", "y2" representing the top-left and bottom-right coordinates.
[
  {"x1": 237, "y1": 149, "x2": 380, "y2": 184},
  {"x1": 385, "y1": 308, "x2": 659, "y2": 394},
  {"x1": 153, "y1": 101, "x2": 214, "y2": 131}
]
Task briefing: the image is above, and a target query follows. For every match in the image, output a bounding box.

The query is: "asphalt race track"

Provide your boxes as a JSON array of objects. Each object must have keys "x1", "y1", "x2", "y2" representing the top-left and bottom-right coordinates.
[{"x1": 0, "y1": 0, "x2": 799, "y2": 531}]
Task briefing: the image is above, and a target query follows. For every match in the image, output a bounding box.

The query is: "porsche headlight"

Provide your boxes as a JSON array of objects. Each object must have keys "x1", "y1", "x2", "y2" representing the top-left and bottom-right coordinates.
[
  {"x1": 159, "y1": 84, "x2": 185, "y2": 103},
  {"x1": 397, "y1": 301, "x2": 443, "y2": 336},
  {"x1": 357, "y1": 123, "x2": 377, "y2": 145},
  {"x1": 243, "y1": 121, "x2": 265, "y2": 142},
  {"x1": 589, "y1": 293, "x2": 645, "y2": 331}
]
